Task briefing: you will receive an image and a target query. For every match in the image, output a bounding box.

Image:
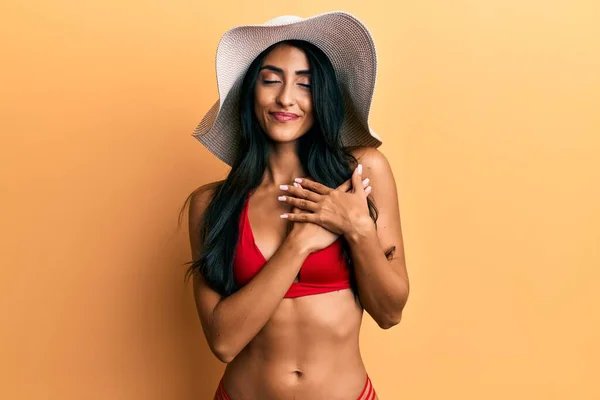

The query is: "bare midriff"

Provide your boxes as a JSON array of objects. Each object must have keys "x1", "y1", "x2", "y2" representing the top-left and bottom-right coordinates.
[{"x1": 222, "y1": 289, "x2": 373, "y2": 400}]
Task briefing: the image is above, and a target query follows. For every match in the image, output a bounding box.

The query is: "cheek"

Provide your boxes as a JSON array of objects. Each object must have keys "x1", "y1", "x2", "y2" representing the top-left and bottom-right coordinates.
[
  {"x1": 253, "y1": 89, "x2": 269, "y2": 119},
  {"x1": 301, "y1": 97, "x2": 314, "y2": 123},
  {"x1": 253, "y1": 103, "x2": 267, "y2": 134},
  {"x1": 253, "y1": 100, "x2": 261, "y2": 118}
]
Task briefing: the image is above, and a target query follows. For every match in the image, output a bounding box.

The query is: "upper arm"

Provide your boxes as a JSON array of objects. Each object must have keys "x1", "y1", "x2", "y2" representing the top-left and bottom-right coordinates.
[
  {"x1": 350, "y1": 146, "x2": 409, "y2": 288},
  {"x1": 187, "y1": 183, "x2": 223, "y2": 345}
]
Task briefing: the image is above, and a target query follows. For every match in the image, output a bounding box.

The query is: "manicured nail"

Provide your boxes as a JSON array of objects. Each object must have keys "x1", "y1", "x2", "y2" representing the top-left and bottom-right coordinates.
[
  {"x1": 280, "y1": 214, "x2": 288, "y2": 219},
  {"x1": 279, "y1": 185, "x2": 288, "y2": 190},
  {"x1": 357, "y1": 164, "x2": 363, "y2": 175},
  {"x1": 293, "y1": 182, "x2": 300, "y2": 188},
  {"x1": 294, "y1": 178, "x2": 303, "y2": 183},
  {"x1": 365, "y1": 186, "x2": 372, "y2": 193},
  {"x1": 278, "y1": 196, "x2": 286, "y2": 201},
  {"x1": 362, "y1": 178, "x2": 370, "y2": 185}
]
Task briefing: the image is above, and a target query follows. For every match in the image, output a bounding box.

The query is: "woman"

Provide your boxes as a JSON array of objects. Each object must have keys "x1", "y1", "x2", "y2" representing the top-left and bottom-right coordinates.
[{"x1": 183, "y1": 12, "x2": 409, "y2": 400}]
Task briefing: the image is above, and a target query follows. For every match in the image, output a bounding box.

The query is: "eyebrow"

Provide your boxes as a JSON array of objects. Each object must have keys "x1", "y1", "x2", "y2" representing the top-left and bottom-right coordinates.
[{"x1": 259, "y1": 65, "x2": 311, "y2": 75}]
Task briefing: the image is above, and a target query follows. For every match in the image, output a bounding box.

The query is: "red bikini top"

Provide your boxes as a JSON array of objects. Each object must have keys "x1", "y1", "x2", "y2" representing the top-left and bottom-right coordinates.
[{"x1": 233, "y1": 194, "x2": 351, "y2": 298}]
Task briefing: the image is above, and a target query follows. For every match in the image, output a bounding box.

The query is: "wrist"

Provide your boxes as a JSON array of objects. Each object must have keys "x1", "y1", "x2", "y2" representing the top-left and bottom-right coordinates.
[
  {"x1": 284, "y1": 231, "x2": 313, "y2": 257},
  {"x1": 344, "y1": 216, "x2": 377, "y2": 244}
]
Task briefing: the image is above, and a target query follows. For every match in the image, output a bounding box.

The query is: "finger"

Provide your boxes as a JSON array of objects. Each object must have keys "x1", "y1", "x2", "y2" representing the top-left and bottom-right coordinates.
[
  {"x1": 365, "y1": 185, "x2": 372, "y2": 196},
  {"x1": 294, "y1": 182, "x2": 312, "y2": 204},
  {"x1": 335, "y1": 176, "x2": 369, "y2": 192},
  {"x1": 291, "y1": 186, "x2": 311, "y2": 213},
  {"x1": 285, "y1": 205, "x2": 303, "y2": 234},
  {"x1": 351, "y1": 163, "x2": 365, "y2": 195},
  {"x1": 280, "y1": 210, "x2": 318, "y2": 222},
  {"x1": 280, "y1": 183, "x2": 321, "y2": 203},
  {"x1": 279, "y1": 193, "x2": 319, "y2": 212},
  {"x1": 293, "y1": 178, "x2": 332, "y2": 195},
  {"x1": 335, "y1": 178, "x2": 352, "y2": 192}
]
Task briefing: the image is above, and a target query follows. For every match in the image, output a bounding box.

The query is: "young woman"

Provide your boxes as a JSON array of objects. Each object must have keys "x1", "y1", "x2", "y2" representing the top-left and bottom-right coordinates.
[{"x1": 182, "y1": 12, "x2": 409, "y2": 400}]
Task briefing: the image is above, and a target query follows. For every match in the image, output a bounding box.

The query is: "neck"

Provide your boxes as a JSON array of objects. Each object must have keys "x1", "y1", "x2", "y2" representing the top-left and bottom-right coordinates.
[{"x1": 263, "y1": 141, "x2": 307, "y2": 186}]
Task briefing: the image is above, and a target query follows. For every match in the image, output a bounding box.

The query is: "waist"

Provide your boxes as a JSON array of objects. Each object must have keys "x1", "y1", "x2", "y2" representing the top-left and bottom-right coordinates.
[
  {"x1": 223, "y1": 292, "x2": 365, "y2": 398},
  {"x1": 224, "y1": 351, "x2": 367, "y2": 399},
  {"x1": 237, "y1": 321, "x2": 362, "y2": 367}
]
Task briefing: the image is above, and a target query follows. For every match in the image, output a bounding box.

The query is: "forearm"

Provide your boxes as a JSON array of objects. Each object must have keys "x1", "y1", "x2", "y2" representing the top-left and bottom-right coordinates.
[
  {"x1": 209, "y1": 234, "x2": 309, "y2": 362},
  {"x1": 346, "y1": 219, "x2": 409, "y2": 329}
]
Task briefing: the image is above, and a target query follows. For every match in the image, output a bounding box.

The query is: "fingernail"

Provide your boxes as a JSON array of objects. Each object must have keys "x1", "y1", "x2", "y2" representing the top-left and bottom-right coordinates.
[
  {"x1": 365, "y1": 186, "x2": 372, "y2": 193},
  {"x1": 293, "y1": 182, "x2": 300, "y2": 188},
  {"x1": 357, "y1": 164, "x2": 363, "y2": 175},
  {"x1": 280, "y1": 214, "x2": 288, "y2": 219},
  {"x1": 278, "y1": 196, "x2": 286, "y2": 201},
  {"x1": 294, "y1": 178, "x2": 303, "y2": 183},
  {"x1": 279, "y1": 185, "x2": 288, "y2": 190},
  {"x1": 362, "y1": 178, "x2": 370, "y2": 185}
]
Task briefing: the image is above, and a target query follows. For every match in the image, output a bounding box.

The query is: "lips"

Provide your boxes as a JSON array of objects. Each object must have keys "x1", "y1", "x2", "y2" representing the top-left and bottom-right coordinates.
[{"x1": 271, "y1": 112, "x2": 299, "y2": 122}]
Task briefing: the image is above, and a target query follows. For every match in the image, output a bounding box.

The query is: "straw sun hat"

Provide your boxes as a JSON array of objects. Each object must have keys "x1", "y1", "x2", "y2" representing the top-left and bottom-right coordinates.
[{"x1": 192, "y1": 11, "x2": 382, "y2": 166}]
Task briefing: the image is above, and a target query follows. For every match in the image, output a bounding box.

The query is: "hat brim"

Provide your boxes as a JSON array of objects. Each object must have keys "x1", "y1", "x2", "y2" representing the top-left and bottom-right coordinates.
[{"x1": 193, "y1": 11, "x2": 382, "y2": 166}]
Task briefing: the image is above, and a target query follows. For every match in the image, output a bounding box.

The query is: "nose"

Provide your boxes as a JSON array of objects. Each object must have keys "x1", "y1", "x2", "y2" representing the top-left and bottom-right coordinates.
[{"x1": 275, "y1": 81, "x2": 295, "y2": 107}]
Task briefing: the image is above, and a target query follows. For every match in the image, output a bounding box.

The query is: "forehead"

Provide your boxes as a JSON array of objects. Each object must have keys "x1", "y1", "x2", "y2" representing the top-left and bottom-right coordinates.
[{"x1": 261, "y1": 44, "x2": 310, "y2": 69}]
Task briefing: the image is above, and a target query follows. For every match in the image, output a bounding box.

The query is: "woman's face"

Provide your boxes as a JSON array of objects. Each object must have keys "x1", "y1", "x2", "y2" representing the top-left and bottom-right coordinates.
[{"x1": 254, "y1": 44, "x2": 314, "y2": 143}]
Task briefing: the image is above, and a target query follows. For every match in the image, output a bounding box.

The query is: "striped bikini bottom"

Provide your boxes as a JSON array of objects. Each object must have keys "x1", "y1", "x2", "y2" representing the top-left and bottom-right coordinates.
[{"x1": 213, "y1": 373, "x2": 377, "y2": 400}]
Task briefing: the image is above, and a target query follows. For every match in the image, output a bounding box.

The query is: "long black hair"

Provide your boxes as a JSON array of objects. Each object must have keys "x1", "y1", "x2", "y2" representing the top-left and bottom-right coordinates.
[{"x1": 179, "y1": 40, "x2": 395, "y2": 303}]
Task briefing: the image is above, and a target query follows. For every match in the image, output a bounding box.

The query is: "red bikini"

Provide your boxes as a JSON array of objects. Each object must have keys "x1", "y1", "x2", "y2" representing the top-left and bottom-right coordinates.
[
  {"x1": 233, "y1": 194, "x2": 351, "y2": 298},
  {"x1": 214, "y1": 374, "x2": 377, "y2": 400}
]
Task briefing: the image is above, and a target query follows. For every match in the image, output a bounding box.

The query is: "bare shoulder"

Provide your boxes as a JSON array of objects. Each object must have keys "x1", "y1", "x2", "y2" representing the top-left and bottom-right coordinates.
[
  {"x1": 347, "y1": 146, "x2": 392, "y2": 177},
  {"x1": 187, "y1": 180, "x2": 224, "y2": 260},
  {"x1": 188, "y1": 180, "x2": 223, "y2": 222}
]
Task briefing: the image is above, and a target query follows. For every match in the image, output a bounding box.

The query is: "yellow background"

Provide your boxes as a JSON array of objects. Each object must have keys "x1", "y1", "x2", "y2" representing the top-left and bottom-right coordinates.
[{"x1": 1, "y1": 0, "x2": 599, "y2": 399}]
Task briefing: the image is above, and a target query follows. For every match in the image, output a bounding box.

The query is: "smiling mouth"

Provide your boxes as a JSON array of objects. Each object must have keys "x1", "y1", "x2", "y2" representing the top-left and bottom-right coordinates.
[{"x1": 271, "y1": 112, "x2": 300, "y2": 122}]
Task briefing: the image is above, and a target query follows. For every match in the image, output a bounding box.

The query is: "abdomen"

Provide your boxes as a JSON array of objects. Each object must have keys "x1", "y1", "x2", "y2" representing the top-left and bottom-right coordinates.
[{"x1": 223, "y1": 289, "x2": 367, "y2": 400}]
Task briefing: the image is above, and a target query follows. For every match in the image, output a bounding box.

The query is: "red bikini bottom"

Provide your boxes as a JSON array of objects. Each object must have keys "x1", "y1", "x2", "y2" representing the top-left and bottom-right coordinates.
[{"x1": 213, "y1": 373, "x2": 377, "y2": 400}]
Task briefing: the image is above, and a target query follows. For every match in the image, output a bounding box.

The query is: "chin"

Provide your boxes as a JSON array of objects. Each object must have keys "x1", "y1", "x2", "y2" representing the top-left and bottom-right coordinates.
[{"x1": 266, "y1": 127, "x2": 308, "y2": 142}]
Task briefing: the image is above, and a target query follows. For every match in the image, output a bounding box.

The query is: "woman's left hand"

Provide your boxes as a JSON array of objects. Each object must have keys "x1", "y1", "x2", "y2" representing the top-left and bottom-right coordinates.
[{"x1": 279, "y1": 164, "x2": 374, "y2": 237}]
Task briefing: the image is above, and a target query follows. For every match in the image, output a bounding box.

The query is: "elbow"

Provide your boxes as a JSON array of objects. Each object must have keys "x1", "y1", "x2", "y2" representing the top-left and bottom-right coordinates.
[
  {"x1": 367, "y1": 297, "x2": 408, "y2": 330},
  {"x1": 212, "y1": 347, "x2": 235, "y2": 364},
  {"x1": 377, "y1": 284, "x2": 409, "y2": 329},
  {"x1": 376, "y1": 312, "x2": 402, "y2": 330},
  {"x1": 375, "y1": 299, "x2": 407, "y2": 330},
  {"x1": 210, "y1": 338, "x2": 238, "y2": 364}
]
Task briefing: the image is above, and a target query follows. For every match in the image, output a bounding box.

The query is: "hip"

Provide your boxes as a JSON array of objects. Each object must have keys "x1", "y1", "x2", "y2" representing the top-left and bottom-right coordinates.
[{"x1": 214, "y1": 372, "x2": 378, "y2": 400}]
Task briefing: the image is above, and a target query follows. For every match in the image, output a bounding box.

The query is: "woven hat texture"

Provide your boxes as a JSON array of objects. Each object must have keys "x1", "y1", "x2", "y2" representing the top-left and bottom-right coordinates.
[{"x1": 192, "y1": 11, "x2": 382, "y2": 166}]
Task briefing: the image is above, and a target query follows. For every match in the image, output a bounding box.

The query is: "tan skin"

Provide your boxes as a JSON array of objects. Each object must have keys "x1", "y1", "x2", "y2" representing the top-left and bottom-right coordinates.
[{"x1": 189, "y1": 44, "x2": 409, "y2": 400}]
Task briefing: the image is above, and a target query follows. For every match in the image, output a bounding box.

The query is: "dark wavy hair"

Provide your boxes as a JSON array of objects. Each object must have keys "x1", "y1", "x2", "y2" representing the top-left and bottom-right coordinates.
[{"x1": 179, "y1": 40, "x2": 395, "y2": 303}]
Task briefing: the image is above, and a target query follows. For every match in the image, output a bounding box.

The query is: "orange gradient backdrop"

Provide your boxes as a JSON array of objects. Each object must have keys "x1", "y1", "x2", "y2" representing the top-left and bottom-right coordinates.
[{"x1": 1, "y1": 0, "x2": 599, "y2": 399}]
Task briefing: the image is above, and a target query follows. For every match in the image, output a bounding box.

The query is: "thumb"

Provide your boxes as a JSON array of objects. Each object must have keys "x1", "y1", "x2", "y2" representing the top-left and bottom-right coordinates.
[
  {"x1": 335, "y1": 178, "x2": 352, "y2": 192},
  {"x1": 351, "y1": 163, "x2": 364, "y2": 194}
]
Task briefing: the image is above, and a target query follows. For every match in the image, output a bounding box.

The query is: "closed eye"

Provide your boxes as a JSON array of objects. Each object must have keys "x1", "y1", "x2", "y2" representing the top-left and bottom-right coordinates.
[{"x1": 261, "y1": 80, "x2": 310, "y2": 89}]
